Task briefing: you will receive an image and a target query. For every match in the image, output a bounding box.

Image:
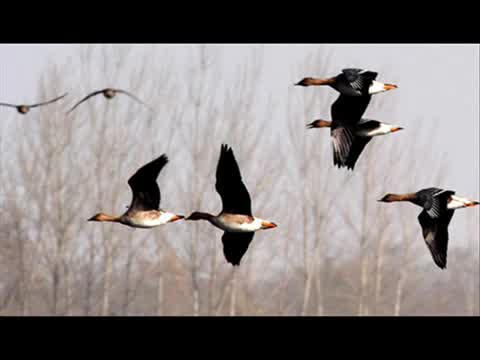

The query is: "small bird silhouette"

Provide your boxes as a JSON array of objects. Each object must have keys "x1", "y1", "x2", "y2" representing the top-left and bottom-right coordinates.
[
  {"x1": 0, "y1": 93, "x2": 68, "y2": 115},
  {"x1": 67, "y1": 88, "x2": 153, "y2": 114}
]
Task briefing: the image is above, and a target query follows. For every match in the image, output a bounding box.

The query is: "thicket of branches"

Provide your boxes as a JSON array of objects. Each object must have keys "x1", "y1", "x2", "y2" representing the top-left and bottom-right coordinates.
[{"x1": 0, "y1": 45, "x2": 477, "y2": 315}]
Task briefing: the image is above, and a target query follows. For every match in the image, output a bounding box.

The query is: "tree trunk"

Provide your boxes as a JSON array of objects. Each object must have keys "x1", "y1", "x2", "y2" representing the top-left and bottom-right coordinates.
[
  {"x1": 301, "y1": 267, "x2": 313, "y2": 316},
  {"x1": 102, "y1": 236, "x2": 113, "y2": 316},
  {"x1": 229, "y1": 267, "x2": 237, "y2": 316},
  {"x1": 207, "y1": 237, "x2": 217, "y2": 315},
  {"x1": 315, "y1": 241, "x2": 324, "y2": 316},
  {"x1": 65, "y1": 263, "x2": 73, "y2": 315},
  {"x1": 84, "y1": 236, "x2": 95, "y2": 316},
  {"x1": 52, "y1": 262, "x2": 60, "y2": 316},
  {"x1": 121, "y1": 236, "x2": 134, "y2": 316},
  {"x1": 374, "y1": 233, "x2": 387, "y2": 312},
  {"x1": 394, "y1": 267, "x2": 407, "y2": 316},
  {"x1": 358, "y1": 246, "x2": 369, "y2": 316},
  {"x1": 193, "y1": 286, "x2": 200, "y2": 316},
  {"x1": 156, "y1": 272, "x2": 164, "y2": 316}
]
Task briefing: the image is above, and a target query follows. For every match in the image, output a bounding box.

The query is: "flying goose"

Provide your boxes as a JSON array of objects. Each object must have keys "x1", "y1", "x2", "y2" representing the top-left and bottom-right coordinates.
[
  {"x1": 0, "y1": 92, "x2": 68, "y2": 114},
  {"x1": 88, "y1": 154, "x2": 184, "y2": 228},
  {"x1": 307, "y1": 117, "x2": 403, "y2": 170},
  {"x1": 318, "y1": 92, "x2": 397, "y2": 169},
  {"x1": 67, "y1": 88, "x2": 152, "y2": 114},
  {"x1": 185, "y1": 144, "x2": 277, "y2": 266},
  {"x1": 378, "y1": 187, "x2": 479, "y2": 269},
  {"x1": 295, "y1": 68, "x2": 397, "y2": 96}
]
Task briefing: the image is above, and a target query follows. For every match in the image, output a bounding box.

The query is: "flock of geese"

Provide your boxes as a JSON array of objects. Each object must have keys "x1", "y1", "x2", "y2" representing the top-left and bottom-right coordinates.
[{"x1": 1, "y1": 68, "x2": 478, "y2": 270}]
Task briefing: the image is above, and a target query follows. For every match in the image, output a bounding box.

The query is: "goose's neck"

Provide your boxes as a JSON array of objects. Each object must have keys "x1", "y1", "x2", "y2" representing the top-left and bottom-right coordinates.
[
  {"x1": 384, "y1": 193, "x2": 418, "y2": 203},
  {"x1": 187, "y1": 212, "x2": 216, "y2": 224},
  {"x1": 90, "y1": 213, "x2": 123, "y2": 223}
]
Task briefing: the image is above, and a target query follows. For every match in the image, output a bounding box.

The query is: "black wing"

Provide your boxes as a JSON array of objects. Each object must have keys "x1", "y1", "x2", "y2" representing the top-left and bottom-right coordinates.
[
  {"x1": 221, "y1": 232, "x2": 255, "y2": 266},
  {"x1": 115, "y1": 89, "x2": 153, "y2": 111},
  {"x1": 341, "y1": 68, "x2": 364, "y2": 79},
  {"x1": 331, "y1": 127, "x2": 355, "y2": 168},
  {"x1": 28, "y1": 92, "x2": 69, "y2": 108},
  {"x1": 417, "y1": 209, "x2": 455, "y2": 269},
  {"x1": 344, "y1": 136, "x2": 372, "y2": 170},
  {"x1": 341, "y1": 68, "x2": 378, "y2": 91},
  {"x1": 330, "y1": 93, "x2": 371, "y2": 128},
  {"x1": 418, "y1": 188, "x2": 455, "y2": 218},
  {"x1": 67, "y1": 89, "x2": 105, "y2": 114},
  {"x1": 127, "y1": 154, "x2": 168, "y2": 212},
  {"x1": 215, "y1": 144, "x2": 252, "y2": 216}
]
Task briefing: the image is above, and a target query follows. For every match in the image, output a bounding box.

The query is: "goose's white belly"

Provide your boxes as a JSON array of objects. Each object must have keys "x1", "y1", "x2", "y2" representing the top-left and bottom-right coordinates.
[
  {"x1": 126, "y1": 211, "x2": 172, "y2": 228},
  {"x1": 213, "y1": 216, "x2": 262, "y2": 233},
  {"x1": 356, "y1": 123, "x2": 392, "y2": 137}
]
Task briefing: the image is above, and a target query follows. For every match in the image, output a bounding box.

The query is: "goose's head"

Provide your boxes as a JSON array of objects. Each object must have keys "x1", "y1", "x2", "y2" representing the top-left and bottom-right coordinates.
[
  {"x1": 260, "y1": 220, "x2": 277, "y2": 230},
  {"x1": 378, "y1": 194, "x2": 397, "y2": 203},
  {"x1": 306, "y1": 119, "x2": 332, "y2": 129},
  {"x1": 295, "y1": 77, "x2": 315, "y2": 87}
]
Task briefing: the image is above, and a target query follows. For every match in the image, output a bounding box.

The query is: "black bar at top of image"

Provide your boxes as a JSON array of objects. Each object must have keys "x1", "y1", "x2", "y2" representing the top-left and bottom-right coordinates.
[{"x1": 0, "y1": 7, "x2": 479, "y2": 44}]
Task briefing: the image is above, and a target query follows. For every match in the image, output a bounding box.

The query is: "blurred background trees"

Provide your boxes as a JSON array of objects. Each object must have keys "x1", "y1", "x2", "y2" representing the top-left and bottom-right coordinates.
[{"x1": 0, "y1": 44, "x2": 477, "y2": 316}]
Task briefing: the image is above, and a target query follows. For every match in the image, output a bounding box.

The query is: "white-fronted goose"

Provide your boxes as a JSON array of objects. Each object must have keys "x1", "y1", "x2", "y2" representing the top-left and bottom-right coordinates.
[
  {"x1": 316, "y1": 92, "x2": 393, "y2": 170},
  {"x1": 295, "y1": 68, "x2": 397, "y2": 96},
  {"x1": 67, "y1": 88, "x2": 152, "y2": 114},
  {"x1": 185, "y1": 144, "x2": 277, "y2": 266},
  {"x1": 378, "y1": 188, "x2": 479, "y2": 269},
  {"x1": 0, "y1": 92, "x2": 68, "y2": 114},
  {"x1": 307, "y1": 117, "x2": 403, "y2": 170},
  {"x1": 88, "y1": 154, "x2": 184, "y2": 228}
]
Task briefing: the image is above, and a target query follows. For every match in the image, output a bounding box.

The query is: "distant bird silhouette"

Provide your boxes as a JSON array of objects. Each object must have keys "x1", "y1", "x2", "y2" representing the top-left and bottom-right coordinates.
[
  {"x1": 0, "y1": 92, "x2": 68, "y2": 114},
  {"x1": 88, "y1": 154, "x2": 184, "y2": 228},
  {"x1": 67, "y1": 88, "x2": 152, "y2": 114},
  {"x1": 378, "y1": 188, "x2": 479, "y2": 269},
  {"x1": 185, "y1": 144, "x2": 277, "y2": 266},
  {"x1": 295, "y1": 68, "x2": 397, "y2": 96}
]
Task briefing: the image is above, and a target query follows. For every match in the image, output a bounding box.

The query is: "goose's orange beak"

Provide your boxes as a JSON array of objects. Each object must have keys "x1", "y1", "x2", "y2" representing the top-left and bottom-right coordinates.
[
  {"x1": 262, "y1": 221, "x2": 277, "y2": 229},
  {"x1": 170, "y1": 214, "x2": 185, "y2": 222},
  {"x1": 383, "y1": 83, "x2": 398, "y2": 91}
]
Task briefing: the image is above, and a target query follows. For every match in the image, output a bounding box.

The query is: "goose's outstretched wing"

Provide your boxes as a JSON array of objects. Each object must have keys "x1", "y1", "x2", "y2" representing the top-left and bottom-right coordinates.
[
  {"x1": 28, "y1": 92, "x2": 69, "y2": 108},
  {"x1": 221, "y1": 232, "x2": 255, "y2": 266},
  {"x1": 215, "y1": 144, "x2": 252, "y2": 216},
  {"x1": 115, "y1": 89, "x2": 153, "y2": 111},
  {"x1": 67, "y1": 89, "x2": 106, "y2": 114},
  {"x1": 127, "y1": 154, "x2": 168, "y2": 212},
  {"x1": 417, "y1": 208, "x2": 455, "y2": 269}
]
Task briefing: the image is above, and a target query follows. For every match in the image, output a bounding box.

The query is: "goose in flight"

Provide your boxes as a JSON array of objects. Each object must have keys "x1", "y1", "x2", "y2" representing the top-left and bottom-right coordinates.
[
  {"x1": 316, "y1": 92, "x2": 402, "y2": 170},
  {"x1": 378, "y1": 188, "x2": 479, "y2": 269},
  {"x1": 88, "y1": 154, "x2": 184, "y2": 228},
  {"x1": 67, "y1": 88, "x2": 153, "y2": 114},
  {"x1": 295, "y1": 68, "x2": 397, "y2": 96},
  {"x1": 307, "y1": 117, "x2": 403, "y2": 170},
  {"x1": 0, "y1": 92, "x2": 68, "y2": 114},
  {"x1": 185, "y1": 144, "x2": 277, "y2": 266}
]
